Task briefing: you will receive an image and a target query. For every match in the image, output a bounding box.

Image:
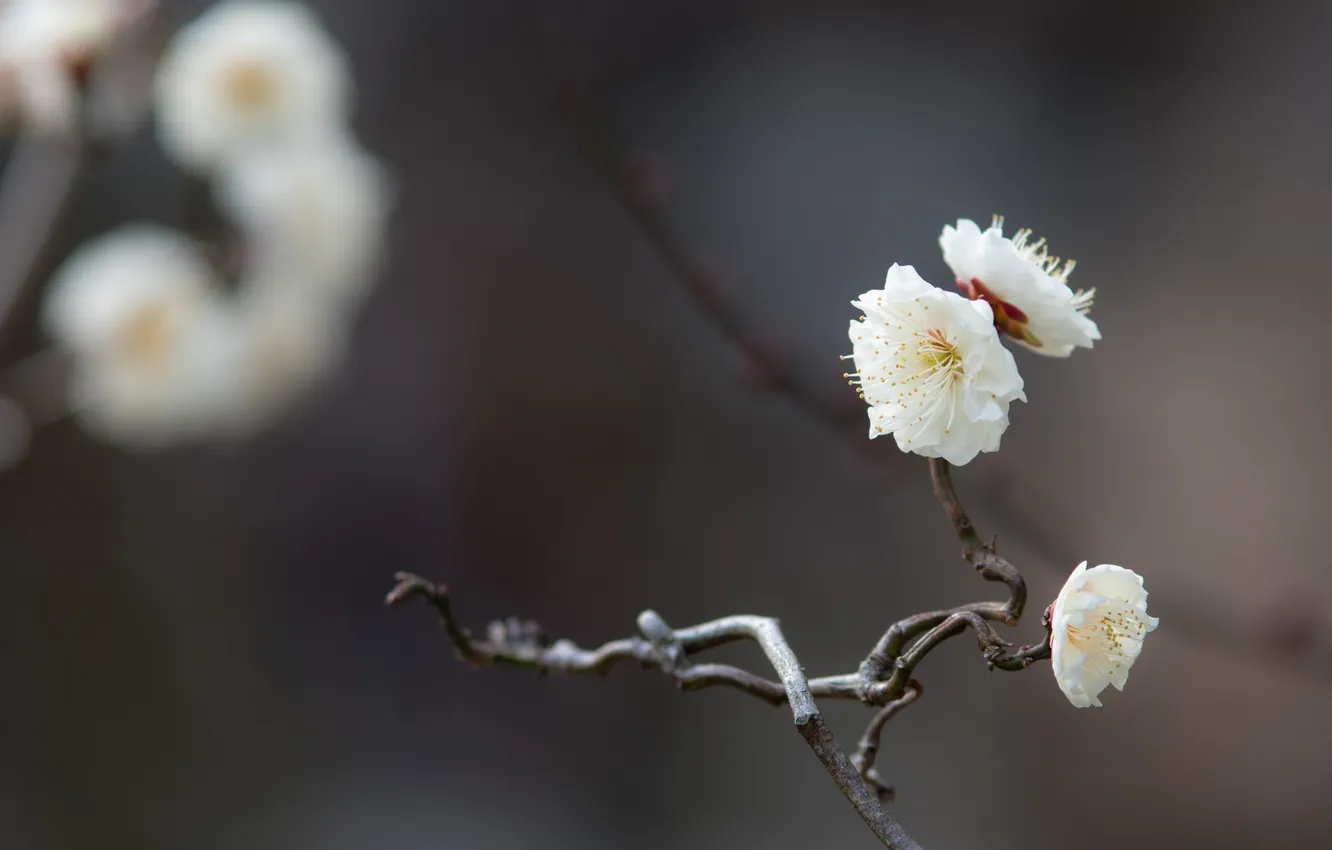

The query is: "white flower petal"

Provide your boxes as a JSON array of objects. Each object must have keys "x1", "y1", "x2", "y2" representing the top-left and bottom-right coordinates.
[
  {"x1": 67, "y1": 291, "x2": 253, "y2": 447},
  {"x1": 846, "y1": 264, "x2": 1025, "y2": 465},
  {"x1": 940, "y1": 217, "x2": 1099, "y2": 358},
  {"x1": 228, "y1": 285, "x2": 350, "y2": 433},
  {"x1": 154, "y1": 1, "x2": 351, "y2": 171},
  {"x1": 218, "y1": 134, "x2": 392, "y2": 308},
  {"x1": 1049, "y1": 560, "x2": 1157, "y2": 708},
  {"x1": 43, "y1": 224, "x2": 217, "y2": 355},
  {"x1": 0, "y1": 0, "x2": 131, "y2": 134}
]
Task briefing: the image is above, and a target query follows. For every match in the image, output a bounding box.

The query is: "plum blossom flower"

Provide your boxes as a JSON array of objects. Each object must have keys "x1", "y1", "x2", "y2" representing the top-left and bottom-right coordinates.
[
  {"x1": 153, "y1": 1, "x2": 350, "y2": 171},
  {"x1": 845, "y1": 264, "x2": 1025, "y2": 466},
  {"x1": 217, "y1": 134, "x2": 392, "y2": 308},
  {"x1": 230, "y1": 286, "x2": 349, "y2": 431},
  {"x1": 43, "y1": 224, "x2": 216, "y2": 356},
  {"x1": 66, "y1": 296, "x2": 250, "y2": 446},
  {"x1": 939, "y1": 217, "x2": 1099, "y2": 357},
  {"x1": 42, "y1": 224, "x2": 251, "y2": 445},
  {"x1": 0, "y1": 0, "x2": 142, "y2": 134},
  {"x1": 1049, "y1": 561, "x2": 1159, "y2": 707}
]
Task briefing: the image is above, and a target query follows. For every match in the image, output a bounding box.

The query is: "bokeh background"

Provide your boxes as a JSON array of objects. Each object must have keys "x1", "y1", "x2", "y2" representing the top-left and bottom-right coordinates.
[{"x1": 4, "y1": 0, "x2": 1332, "y2": 848}]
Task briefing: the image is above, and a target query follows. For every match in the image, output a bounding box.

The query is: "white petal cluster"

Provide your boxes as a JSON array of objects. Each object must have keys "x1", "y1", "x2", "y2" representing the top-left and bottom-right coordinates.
[
  {"x1": 217, "y1": 134, "x2": 391, "y2": 308},
  {"x1": 940, "y1": 217, "x2": 1099, "y2": 357},
  {"x1": 42, "y1": 226, "x2": 251, "y2": 445},
  {"x1": 231, "y1": 286, "x2": 348, "y2": 430},
  {"x1": 1049, "y1": 561, "x2": 1159, "y2": 708},
  {"x1": 0, "y1": 0, "x2": 141, "y2": 135},
  {"x1": 846, "y1": 264, "x2": 1025, "y2": 466},
  {"x1": 153, "y1": 0, "x2": 349, "y2": 173},
  {"x1": 41, "y1": 1, "x2": 388, "y2": 449}
]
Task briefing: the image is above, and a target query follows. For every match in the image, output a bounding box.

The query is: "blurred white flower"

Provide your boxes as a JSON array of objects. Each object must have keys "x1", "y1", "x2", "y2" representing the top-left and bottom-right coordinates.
[
  {"x1": 42, "y1": 224, "x2": 251, "y2": 446},
  {"x1": 1049, "y1": 561, "x2": 1159, "y2": 708},
  {"x1": 43, "y1": 224, "x2": 215, "y2": 355},
  {"x1": 939, "y1": 217, "x2": 1100, "y2": 358},
  {"x1": 67, "y1": 294, "x2": 250, "y2": 446},
  {"x1": 219, "y1": 135, "x2": 391, "y2": 307},
  {"x1": 845, "y1": 264, "x2": 1025, "y2": 466},
  {"x1": 0, "y1": 0, "x2": 137, "y2": 134},
  {"x1": 232, "y1": 287, "x2": 348, "y2": 430},
  {"x1": 154, "y1": 0, "x2": 350, "y2": 172}
]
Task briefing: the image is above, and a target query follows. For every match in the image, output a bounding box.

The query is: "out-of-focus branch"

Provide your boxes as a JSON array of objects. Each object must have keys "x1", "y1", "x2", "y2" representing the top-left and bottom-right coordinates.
[
  {"x1": 563, "y1": 87, "x2": 865, "y2": 433},
  {"x1": 0, "y1": 136, "x2": 85, "y2": 349}
]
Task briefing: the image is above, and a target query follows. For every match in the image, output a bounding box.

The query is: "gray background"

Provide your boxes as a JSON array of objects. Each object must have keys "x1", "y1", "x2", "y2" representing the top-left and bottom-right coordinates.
[{"x1": 3, "y1": 1, "x2": 1331, "y2": 848}]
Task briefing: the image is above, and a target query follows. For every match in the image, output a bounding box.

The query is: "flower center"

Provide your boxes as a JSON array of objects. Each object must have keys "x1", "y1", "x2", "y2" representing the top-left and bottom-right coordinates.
[
  {"x1": 841, "y1": 307, "x2": 974, "y2": 442},
  {"x1": 224, "y1": 60, "x2": 278, "y2": 111},
  {"x1": 917, "y1": 328, "x2": 962, "y2": 376},
  {"x1": 957, "y1": 277, "x2": 1043, "y2": 347},
  {"x1": 1067, "y1": 602, "x2": 1149, "y2": 671},
  {"x1": 119, "y1": 302, "x2": 177, "y2": 366}
]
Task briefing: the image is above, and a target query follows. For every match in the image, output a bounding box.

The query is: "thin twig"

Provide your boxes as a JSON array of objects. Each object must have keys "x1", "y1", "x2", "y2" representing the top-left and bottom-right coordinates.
[
  {"x1": 882, "y1": 611, "x2": 1050, "y2": 699},
  {"x1": 389, "y1": 455, "x2": 1058, "y2": 848},
  {"x1": 560, "y1": 81, "x2": 864, "y2": 431},
  {"x1": 851, "y1": 681, "x2": 922, "y2": 803},
  {"x1": 386, "y1": 573, "x2": 868, "y2": 705},
  {"x1": 387, "y1": 572, "x2": 925, "y2": 849},
  {"x1": 798, "y1": 713, "x2": 923, "y2": 850},
  {"x1": 928, "y1": 457, "x2": 1025, "y2": 622},
  {"x1": 531, "y1": 52, "x2": 1332, "y2": 682}
]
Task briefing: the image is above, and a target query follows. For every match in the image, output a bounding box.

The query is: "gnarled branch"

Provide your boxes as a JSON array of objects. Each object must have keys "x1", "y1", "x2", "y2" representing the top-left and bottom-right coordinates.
[
  {"x1": 851, "y1": 681, "x2": 922, "y2": 803},
  {"x1": 389, "y1": 454, "x2": 1057, "y2": 849},
  {"x1": 387, "y1": 572, "x2": 924, "y2": 849}
]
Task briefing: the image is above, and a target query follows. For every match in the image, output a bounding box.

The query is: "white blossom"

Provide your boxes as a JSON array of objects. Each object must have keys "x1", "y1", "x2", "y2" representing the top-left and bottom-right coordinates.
[
  {"x1": 1049, "y1": 561, "x2": 1159, "y2": 708},
  {"x1": 153, "y1": 0, "x2": 350, "y2": 172},
  {"x1": 845, "y1": 264, "x2": 1025, "y2": 466},
  {"x1": 67, "y1": 294, "x2": 251, "y2": 446},
  {"x1": 218, "y1": 135, "x2": 391, "y2": 307},
  {"x1": 43, "y1": 224, "x2": 215, "y2": 355},
  {"x1": 939, "y1": 217, "x2": 1100, "y2": 357},
  {"x1": 231, "y1": 286, "x2": 348, "y2": 431},
  {"x1": 42, "y1": 224, "x2": 251, "y2": 446},
  {"x1": 0, "y1": 0, "x2": 135, "y2": 134}
]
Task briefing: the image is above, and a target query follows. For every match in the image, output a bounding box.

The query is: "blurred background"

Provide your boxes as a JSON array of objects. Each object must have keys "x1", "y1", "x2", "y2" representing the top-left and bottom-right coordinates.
[{"x1": 3, "y1": 0, "x2": 1332, "y2": 848}]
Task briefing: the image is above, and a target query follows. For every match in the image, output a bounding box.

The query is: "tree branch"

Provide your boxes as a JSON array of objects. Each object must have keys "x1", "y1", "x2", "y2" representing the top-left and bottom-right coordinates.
[
  {"x1": 388, "y1": 458, "x2": 1059, "y2": 848},
  {"x1": 928, "y1": 457, "x2": 1026, "y2": 623},
  {"x1": 386, "y1": 573, "x2": 870, "y2": 705},
  {"x1": 557, "y1": 76, "x2": 864, "y2": 432},
  {"x1": 387, "y1": 571, "x2": 925, "y2": 849},
  {"x1": 851, "y1": 681, "x2": 922, "y2": 803}
]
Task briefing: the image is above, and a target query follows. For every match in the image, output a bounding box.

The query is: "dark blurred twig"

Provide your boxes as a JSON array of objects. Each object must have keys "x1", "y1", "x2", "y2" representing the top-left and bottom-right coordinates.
[
  {"x1": 558, "y1": 83, "x2": 866, "y2": 432},
  {"x1": 0, "y1": 136, "x2": 86, "y2": 351},
  {"x1": 392, "y1": 459, "x2": 1051, "y2": 849}
]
